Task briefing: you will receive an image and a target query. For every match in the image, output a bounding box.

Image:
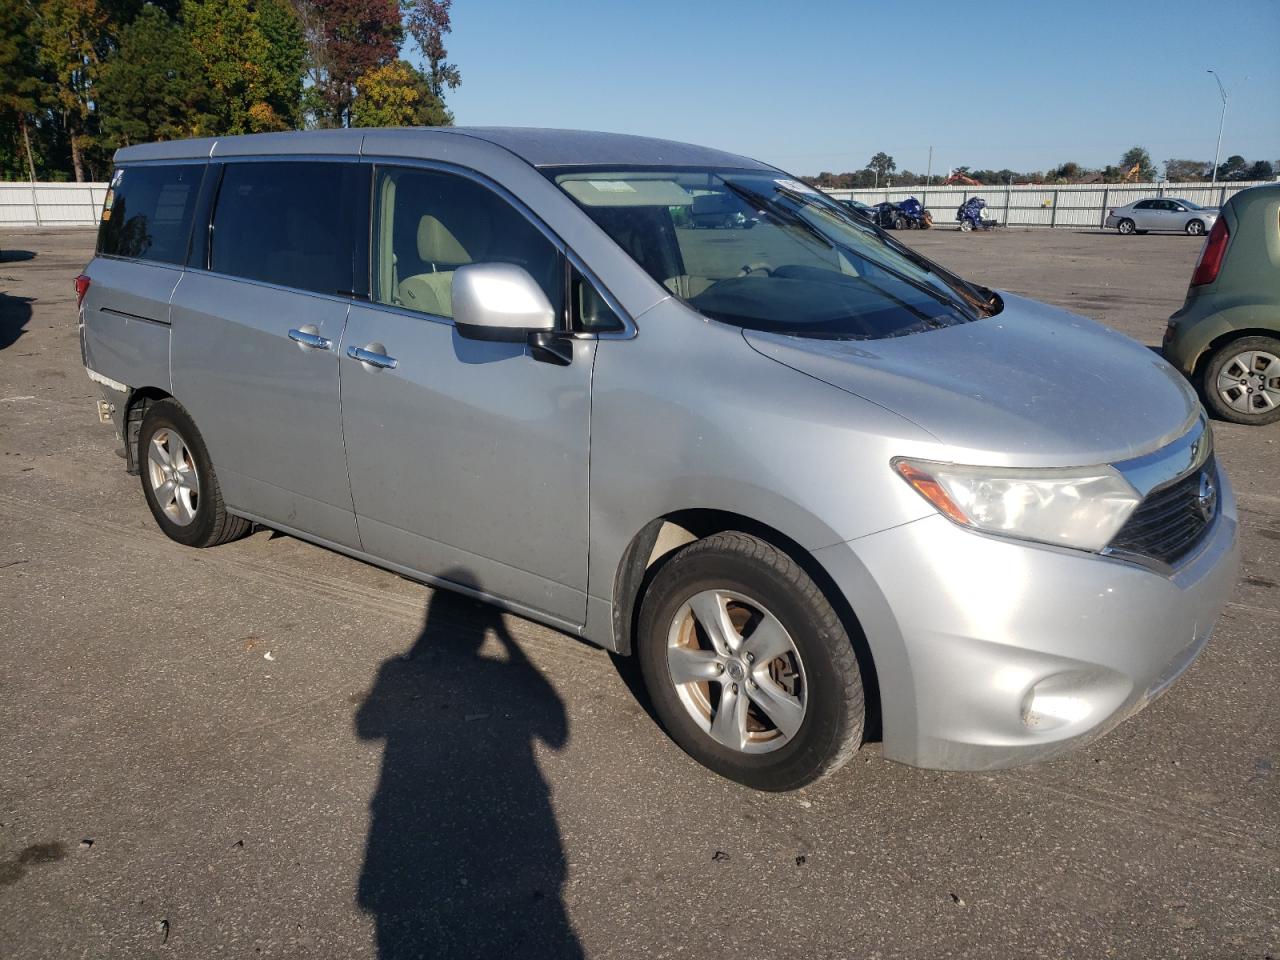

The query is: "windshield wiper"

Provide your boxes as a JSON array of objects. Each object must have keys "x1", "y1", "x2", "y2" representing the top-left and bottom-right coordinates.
[{"x1": 722, "y1": 179, "x2": 986, "y2": 323}]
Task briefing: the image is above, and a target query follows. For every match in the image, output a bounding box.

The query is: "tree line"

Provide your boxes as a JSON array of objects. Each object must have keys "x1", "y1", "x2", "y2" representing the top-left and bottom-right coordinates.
[
  {"x1": 0, "y1": 0, "x2": 459, "y2": 182},
  {"x1": 809, "y1": 146, "x2": 1278, "y2": 189}
]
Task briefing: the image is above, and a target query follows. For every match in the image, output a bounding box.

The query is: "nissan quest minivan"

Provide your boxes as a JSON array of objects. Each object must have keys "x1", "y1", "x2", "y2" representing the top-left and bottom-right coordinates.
[{"x1": 79, "y1": 128, "x2": 1239, "y2": 790}]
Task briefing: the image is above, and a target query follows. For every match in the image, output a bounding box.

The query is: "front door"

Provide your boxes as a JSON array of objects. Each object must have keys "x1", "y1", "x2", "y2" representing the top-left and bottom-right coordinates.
[
  {"x1": 339, "y1": 164, "x2": 595, "y2": 627},
  {"x1": 171, "y1": 159, "x2": 368, "y2": 548}
]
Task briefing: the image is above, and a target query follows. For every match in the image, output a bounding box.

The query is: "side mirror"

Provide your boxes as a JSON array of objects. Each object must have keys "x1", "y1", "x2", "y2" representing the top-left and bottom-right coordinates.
[{"x1": 452, "y1": 263, "x2": 556, "y2": 342}]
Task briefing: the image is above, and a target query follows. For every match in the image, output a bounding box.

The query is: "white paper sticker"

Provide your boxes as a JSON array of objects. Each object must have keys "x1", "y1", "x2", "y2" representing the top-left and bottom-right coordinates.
[
  {"x1": 589, "y1": 181, "x2": 637, "y2": 193},
  {"x1": 774, "y1": 178, "x2": 819, "y2": 195}
]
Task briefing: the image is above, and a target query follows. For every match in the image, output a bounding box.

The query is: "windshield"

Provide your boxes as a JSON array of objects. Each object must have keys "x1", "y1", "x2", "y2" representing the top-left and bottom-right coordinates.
[{"x1": 549, "y1": 168, "x2": 1000, "y2": 340}]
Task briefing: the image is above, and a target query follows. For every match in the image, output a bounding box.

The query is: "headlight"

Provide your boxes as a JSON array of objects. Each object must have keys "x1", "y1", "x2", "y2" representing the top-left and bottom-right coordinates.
[{"x1": 893, "y1": 457, "x2": 1141, "y2": 552}]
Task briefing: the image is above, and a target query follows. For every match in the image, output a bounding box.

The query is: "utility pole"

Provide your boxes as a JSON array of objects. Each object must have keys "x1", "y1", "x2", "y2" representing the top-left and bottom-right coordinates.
[
  {"x1": 926, "y1": 146, "x2": 933, "y2": 188},
  {"x1": 1208, "y1": 69, "x2": 1227, "y2": 186}
]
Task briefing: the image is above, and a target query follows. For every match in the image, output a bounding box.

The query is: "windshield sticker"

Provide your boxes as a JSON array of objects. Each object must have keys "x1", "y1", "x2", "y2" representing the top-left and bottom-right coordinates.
[
  {"x1": 588, "y1": 181, "x2": 637, "y2": 193},
  {"x1": 774, "y1": 178, "x2": 819, "y2": 195}
]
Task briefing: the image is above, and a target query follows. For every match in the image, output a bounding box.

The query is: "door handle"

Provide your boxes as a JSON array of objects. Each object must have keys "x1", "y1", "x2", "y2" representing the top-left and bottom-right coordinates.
[
  {"x1": 288, "y1": 328, "x2": 332, "y2": 351},
  {"x1": 347, "y1": 344, "x2": 398, "y2": 370}
]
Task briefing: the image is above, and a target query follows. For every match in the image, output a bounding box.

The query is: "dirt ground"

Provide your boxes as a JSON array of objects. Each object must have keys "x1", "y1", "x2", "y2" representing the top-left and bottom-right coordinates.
[{"x1": 0, "y1": 227, "x2": 1277, "y2": 960}]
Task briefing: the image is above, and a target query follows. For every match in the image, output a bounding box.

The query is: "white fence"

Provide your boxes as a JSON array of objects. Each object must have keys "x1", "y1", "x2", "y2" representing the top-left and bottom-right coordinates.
[
  {"x1": 825, "y1": 179, "x2": 1275, "y2": 228},
  {"x1": 1, "y1": 181, "x2": 109, "y2": 227},
  {"x1": 3, "y1": 177, "x2": 1276, "y2": 230}
]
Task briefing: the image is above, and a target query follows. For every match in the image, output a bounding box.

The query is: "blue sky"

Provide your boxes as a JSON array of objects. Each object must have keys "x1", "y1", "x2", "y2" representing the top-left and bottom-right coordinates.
[{"x1": 441, "y1": 0, "x2": 1280, "y2": 176}]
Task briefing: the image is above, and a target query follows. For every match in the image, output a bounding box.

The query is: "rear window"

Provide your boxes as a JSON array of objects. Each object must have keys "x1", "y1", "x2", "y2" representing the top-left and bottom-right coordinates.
[
  {"x1": 210, "y1": 161, "x2": 364, "y2": 297},
  {"x1": 98, "y1": 164, "x2": 203, "y2": 264}
]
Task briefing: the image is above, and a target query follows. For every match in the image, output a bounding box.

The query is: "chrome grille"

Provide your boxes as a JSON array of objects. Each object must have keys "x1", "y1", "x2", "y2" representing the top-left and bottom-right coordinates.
[{"x1": 1108, "y1": 456, "x2": 1217, "y2": 566}]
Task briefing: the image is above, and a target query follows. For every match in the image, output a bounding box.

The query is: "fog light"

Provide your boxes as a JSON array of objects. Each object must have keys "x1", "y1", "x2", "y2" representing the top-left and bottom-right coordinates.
[{"x1": 1022, "y1": 693, "x2": 1092, "y2": 728}]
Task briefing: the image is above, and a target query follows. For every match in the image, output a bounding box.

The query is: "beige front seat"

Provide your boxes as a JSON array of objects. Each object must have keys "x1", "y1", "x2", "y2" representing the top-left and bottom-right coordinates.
[{"x1": 397, "y1": 215, "x2": 472, "y2": 317}]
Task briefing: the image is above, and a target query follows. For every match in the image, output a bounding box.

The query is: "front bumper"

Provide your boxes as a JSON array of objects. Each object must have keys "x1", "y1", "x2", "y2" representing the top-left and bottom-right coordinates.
[{"x1": 814, "y1": 470, "x2": 1239, "y2": 770}]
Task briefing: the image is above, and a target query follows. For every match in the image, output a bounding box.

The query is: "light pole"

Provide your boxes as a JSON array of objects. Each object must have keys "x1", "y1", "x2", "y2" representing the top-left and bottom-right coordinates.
[{"x1": 1207, "y1": 69, "x2": 1227, "y2": 185}]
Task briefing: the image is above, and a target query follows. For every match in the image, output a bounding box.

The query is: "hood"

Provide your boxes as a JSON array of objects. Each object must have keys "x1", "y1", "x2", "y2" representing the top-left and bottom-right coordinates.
[{"x1": 743, "y1": 293, "x2": 1201, "y2": 466}]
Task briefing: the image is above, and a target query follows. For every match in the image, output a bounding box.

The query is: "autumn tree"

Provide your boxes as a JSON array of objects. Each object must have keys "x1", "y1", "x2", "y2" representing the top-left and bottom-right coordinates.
[
  {"x1": 352, "y1": 59, "x2": 449, "y2": 127},
  {"x1": 305, "y1": 0, "x2": 402, "y2": 127},
  {"x1": 402, "y1": 0, "x2": 459, "y2": 99}
]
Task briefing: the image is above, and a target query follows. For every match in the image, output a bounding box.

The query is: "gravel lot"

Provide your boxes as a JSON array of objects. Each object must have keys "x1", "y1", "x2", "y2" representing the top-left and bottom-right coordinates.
[{"x1": 1, "y1": 227, "x2": 1277, "y2": 959}]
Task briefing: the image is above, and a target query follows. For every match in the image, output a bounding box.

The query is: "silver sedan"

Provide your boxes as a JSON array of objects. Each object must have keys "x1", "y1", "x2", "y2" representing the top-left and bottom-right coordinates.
[{"x1": 1105, "y1": 197, "x2": 1219, "y2": 235}]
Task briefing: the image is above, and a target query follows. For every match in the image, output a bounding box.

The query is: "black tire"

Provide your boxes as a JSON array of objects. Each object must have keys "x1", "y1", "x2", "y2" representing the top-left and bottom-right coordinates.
[
  {"x1": 138, "y1": 398, "x2": 250, "y2": 547},
  {"x1": 1201, "y1": 335, "x2": 1280, "y2": 426},
  {"x1": 892, "y1": 214, "x2": 906, "y2": 230},
  {"x1": 1185, "y1": 219, "x2": 1205, "y2": 236},
  {"x1": 636, "y1": 532, "x2": 865, "y2": 791},
  {"x1": 1117, "y1": 218, "x2": 1135, "y2": 235}
]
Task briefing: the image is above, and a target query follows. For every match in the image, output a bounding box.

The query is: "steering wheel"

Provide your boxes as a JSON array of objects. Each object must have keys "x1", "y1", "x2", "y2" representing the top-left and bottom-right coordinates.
[{"x1": 737, "y1": 262, "x2": 774, "y2": 277}]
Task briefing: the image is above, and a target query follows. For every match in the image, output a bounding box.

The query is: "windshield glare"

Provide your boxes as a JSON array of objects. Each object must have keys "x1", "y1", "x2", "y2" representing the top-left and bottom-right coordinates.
[{"x1": 551, "y1": 168, "x2": 997, "y2": 340}]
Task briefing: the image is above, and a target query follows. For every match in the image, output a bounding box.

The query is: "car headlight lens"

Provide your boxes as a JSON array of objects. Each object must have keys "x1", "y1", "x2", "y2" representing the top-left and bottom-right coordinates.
[{"x1": 893, "y1": 458, "x2": 1141, "y2": 551}]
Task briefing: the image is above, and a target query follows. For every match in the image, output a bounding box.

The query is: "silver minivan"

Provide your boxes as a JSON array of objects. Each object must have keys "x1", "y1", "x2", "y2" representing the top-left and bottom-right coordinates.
[{"x1": 79, "y1": 128, "x2": 1239, "y2": 790}]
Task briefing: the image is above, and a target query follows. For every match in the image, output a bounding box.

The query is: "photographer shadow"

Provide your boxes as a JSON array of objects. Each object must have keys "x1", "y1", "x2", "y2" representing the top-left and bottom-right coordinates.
[{"x1": 355, "y1": 574, "x2": 582, "y2": 959}]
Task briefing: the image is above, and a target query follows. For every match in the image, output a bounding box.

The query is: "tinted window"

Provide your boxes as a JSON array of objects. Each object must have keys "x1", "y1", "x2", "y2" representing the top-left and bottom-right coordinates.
[
  {"x1": 373, "y1": 166, "x2": 562, "y2": 320},
  {"x1": 211, "y1": 162, "x2": 363, "y2": 296},
  {"x1": 98, "y1": 164, "x2": 203, "y2": 264},
  {"x1": 1134, "y1": 200, "x2": 1155, "y2": 209}
]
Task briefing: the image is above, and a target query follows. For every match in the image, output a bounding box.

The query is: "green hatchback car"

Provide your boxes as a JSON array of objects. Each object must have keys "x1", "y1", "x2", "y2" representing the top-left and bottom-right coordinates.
[{"x1": 1164, "y1": 183, "x2": 1280, "y2": 425}]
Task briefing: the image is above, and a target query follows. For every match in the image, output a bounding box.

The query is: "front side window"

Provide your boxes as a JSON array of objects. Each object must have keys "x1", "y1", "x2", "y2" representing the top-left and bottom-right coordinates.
[
  {"x1": 550, "y1": 168, "x2": 997, "y2": 340},
  {"x1": 98, "y1": 164, "x2": 203, "y2": 264},
  {"x1": 210, "y1": 161, "x2": 363, "y2": 297},
  {"x1": 373, "y1": 166, "x2": 563, "y2": 321}
]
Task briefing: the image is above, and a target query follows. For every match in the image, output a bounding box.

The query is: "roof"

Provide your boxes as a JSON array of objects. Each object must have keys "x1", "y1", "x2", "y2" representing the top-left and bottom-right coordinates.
[
  {"x1": 430, "y1": 127, "x2": 772, "y2": 170},
  {"x1": 113, "y1": 126, "x2": 775, "y2": 172}
]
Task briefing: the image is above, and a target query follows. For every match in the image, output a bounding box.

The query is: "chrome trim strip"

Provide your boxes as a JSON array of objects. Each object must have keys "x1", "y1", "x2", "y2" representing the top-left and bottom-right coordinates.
[{"x1": 1112, "y1": 414, "x2": 1211, "y2": 497}]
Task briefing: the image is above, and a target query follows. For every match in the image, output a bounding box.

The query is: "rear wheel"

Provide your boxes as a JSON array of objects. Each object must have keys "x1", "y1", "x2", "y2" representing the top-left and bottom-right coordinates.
[
  {"x1": 1202, "y1": 336, "x2": 1280, "y2": 425},
  {"x1": 892, "y1": 214, "x2": 906, "y2": 230},
  {"x1": 1185, "y1": 219, "x2": 1206, "y2": 236},
  {"x1": 1117, "y1": 218, "x2": 1135, "y2": 235},
  {"x1": 959, "y1": 219, "x2": 973, "y2": 232},
  {"x1": 636, "y1": 532, "x2": 865, "y2": 791},
  {"x1": 139, "y1": 399, "x2": 250, "y2": 546}
]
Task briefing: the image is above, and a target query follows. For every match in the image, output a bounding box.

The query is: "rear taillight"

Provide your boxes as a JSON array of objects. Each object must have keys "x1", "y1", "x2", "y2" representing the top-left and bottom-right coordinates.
[
  {"x1": 74, "y1": 274, "x2": 91, "y2": 307},
  {"x1": 1190, "y1": 218, "x2": 1229, "y2": 286}
]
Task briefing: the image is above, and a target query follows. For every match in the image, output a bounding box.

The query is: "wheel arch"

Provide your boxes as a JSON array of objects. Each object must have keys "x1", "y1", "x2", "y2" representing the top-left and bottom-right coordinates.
[
  {"x1": 610, "y1": 508, "x2": 882, "y2": 738},
  {"x1": 1191, "y1": 326, "x2": 1280, "y2": 383},
  {"x1": 122, "y1": 385, "x2": 173, "y2": 474}
]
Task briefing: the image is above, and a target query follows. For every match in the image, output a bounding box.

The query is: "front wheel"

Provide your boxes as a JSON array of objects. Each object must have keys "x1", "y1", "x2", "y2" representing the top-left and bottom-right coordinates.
[
  {"x1": 1202, "y1": 336, "x2": 1280, "y2": 425},
  {"x1": 139, "y1": 399, "x2": 250, "y2": 547},
  {"x1": 959, "y1": 219, "x2": 974, "y2": 232},
  {"x1": 1185, "y1": 219, "x2": 1205, "y2": 236},
  {"x1": 1117, "y1": 218, "x2": 1136, "y2": 235},
  {"x1": 636, "y1": 532, "x2": 865, "y2": 790}
]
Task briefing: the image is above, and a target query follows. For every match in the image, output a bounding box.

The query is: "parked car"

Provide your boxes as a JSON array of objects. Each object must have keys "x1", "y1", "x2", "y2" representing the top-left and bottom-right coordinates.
[
  {"x1": 838, "y1": 198, "x2": 878, "y2": 223},
  {"x1": 79, "y1": 128, "x2": 1238, "y2": 790},
  {"x1": 1105, "y1": 197, "x2": 1219, "y2": 236},
  {"x1": 1163, "y1": 183, "x2": 1280, "y2": 425}
]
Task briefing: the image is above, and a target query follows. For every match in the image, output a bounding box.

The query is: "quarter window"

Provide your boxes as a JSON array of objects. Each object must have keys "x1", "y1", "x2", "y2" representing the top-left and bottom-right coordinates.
[
  {"x1": 210, "y1": 162, "x2": 364, "y2": 297},
  {"x1": 98, "y1": 164, "x2": 203, "y2": 264},
  {"x1": 372, "y1": 166, "x2": 563, "y2": 321}
]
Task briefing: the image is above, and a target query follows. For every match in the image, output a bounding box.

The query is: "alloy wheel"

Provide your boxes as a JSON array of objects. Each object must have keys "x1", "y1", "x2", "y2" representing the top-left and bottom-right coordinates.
[
  {"x1": 147, "y1": 427, "x2": 200, "y2": 526},
  {"x1": 665, "y1": 589, "x2": 807, "y2": 754}
]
